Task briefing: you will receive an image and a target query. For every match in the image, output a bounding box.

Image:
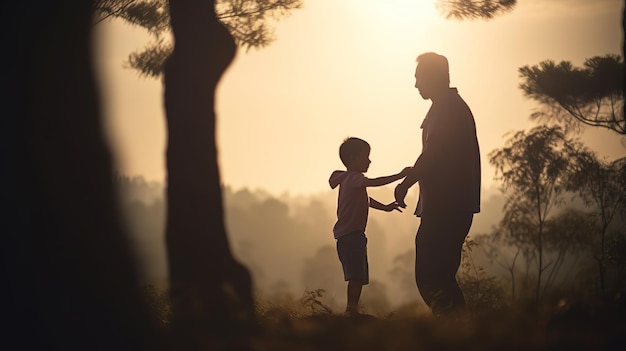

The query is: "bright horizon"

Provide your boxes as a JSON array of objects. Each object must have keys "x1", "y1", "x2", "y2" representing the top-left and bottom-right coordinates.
[{"x1": 94, "y1": 0, "x2": 625, "y2": 197}]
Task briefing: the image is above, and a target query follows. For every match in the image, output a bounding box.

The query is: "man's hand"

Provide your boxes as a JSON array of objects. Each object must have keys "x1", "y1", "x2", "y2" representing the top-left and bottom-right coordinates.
[
  {"x1": 400, "y1": 166, "x2": 412, "y2": 176},
  {"x1": 394, "y1": 184, "x2": 408, "y2": 208}
]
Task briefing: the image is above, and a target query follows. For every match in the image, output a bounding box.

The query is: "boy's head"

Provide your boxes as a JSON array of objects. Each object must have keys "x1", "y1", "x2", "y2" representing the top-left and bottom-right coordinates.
[{"x1": 339, "y1": 137, "x2": 371, "y2": 172}]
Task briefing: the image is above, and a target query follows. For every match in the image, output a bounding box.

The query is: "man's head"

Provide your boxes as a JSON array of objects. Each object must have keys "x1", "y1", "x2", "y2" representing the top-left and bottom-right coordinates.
[
  {"x1": 414, "y1": 52, "x2": 450, "y2": 100},
  {"x1": 339, "y1": 137, "x2": 371, "y2": 172}
]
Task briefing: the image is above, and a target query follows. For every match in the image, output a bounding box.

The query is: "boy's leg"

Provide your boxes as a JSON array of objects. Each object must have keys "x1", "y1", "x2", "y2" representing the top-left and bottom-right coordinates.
[
  {"x1": 346, "y1": 280, "x2": 364, "y2": 314},
  {"x1": 336, "y1": 232, "x2": 368, "y2": 314}
]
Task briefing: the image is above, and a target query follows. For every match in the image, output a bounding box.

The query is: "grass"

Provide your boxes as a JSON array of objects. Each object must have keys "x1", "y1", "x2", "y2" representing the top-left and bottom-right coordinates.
[
  {"x1": 142, "y1": 286, "x2": 626, "y2": 351},
  {"x1": 253, "y1": 297, "x2": 625, "y2": 351}
]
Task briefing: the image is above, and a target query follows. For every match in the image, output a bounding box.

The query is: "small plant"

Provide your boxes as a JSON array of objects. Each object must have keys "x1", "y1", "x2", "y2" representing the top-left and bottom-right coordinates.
[
  {"x1": 459, "y1": 238, "x2": 508, "y2": 312},
  {"x1": 300, "y1": 289, "x2": 333, "y2": 315}
]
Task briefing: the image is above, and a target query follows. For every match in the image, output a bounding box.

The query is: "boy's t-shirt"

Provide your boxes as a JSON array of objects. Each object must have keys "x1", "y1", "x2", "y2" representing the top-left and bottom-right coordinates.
[{"x1": 329, "y1": 170, "x2": 369, "y2": 239}]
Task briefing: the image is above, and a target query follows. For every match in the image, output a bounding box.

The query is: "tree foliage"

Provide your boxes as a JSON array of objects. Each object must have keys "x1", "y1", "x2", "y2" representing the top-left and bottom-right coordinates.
[
  {"x1": 569, "y1": 153, "x2": 626, "y2": 225},
  {"x1": 489, "y1": 125, "x2": 585, "y2": 300},
  {"x1": 568, "y1": 151, "x2": 626, "y2": 293},
  {"x1": 540, "y1": 209, "x2": 597, "y2": 292},
  {"x1": 519, "y1": 54, "x2": 625, "y2": 135},
  {"x1": 489, "y1": 126, "x2": 581, "y2": 212},
  {"x1": 436, "y1": 0, "x2": 516, "y2": 20},
  {"x1": 486, "y1": 127, "x2": 626, "y2": 299},
  {"x1": 94, "y1": 0, "x2": 303, "y2": 78},
  {"x1": 94, "y1": 0, "x2": 170, "y2": 33}
]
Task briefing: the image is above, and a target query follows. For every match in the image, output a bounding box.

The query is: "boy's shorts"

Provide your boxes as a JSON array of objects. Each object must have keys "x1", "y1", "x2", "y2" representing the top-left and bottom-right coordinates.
[{"x1": 336, "y1": 231, "x2": 369, "y2": 284}]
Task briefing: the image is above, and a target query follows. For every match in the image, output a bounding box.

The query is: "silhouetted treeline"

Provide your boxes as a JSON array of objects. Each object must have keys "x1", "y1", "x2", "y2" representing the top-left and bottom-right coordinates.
[
  {"x1": 114, "y1": 176, "x2": 433, "y2": 311},
  {"x1": 114, "y1": 174, "x2": 625, "y2": 315}
]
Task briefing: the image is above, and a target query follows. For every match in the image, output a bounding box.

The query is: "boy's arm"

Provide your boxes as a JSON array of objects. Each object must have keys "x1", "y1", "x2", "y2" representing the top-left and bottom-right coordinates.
[
  {"x1": 370, "y1": 197, "x2": 402, "y2": 212},
  {"x1": 363, "y1": 167, "x2": 412, "y2": 187}
]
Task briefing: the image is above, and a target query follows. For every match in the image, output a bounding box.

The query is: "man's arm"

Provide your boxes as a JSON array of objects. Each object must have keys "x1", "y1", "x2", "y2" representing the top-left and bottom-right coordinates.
[
  {"x1": 395, "y1": 115, "x2": 453, "y2": 207},
  {"x1": 399, "y1": 156, "x2": 423, "y2": 188},
  {"x1": 394, "y1": 134, "x2": 446, "y2": 206},
  {"x1": 394, "y1": 156, "x2": 424, "y2": 207}
]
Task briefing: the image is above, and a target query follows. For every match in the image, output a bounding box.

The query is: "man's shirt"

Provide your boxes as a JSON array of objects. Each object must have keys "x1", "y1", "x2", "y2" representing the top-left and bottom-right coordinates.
[{"x1": 414, "y1": 88, "x2": 481, "y2": 216}]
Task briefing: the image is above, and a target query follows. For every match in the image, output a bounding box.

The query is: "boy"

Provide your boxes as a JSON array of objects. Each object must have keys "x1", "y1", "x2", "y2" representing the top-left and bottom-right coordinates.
[{"x1": 329, "y1": 137, "x2": 411, "y2": 316}]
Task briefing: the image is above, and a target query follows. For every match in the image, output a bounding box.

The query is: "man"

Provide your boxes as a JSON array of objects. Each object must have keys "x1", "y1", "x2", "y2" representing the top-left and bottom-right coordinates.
[{"x1": 394, "y1": 52, "x2": 481, "y2": 316}]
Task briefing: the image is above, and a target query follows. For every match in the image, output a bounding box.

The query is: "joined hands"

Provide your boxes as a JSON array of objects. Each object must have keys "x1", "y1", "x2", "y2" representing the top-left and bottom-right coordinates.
[{"x1": 394, "y1": 166, "x2": 412, "y2": 208}]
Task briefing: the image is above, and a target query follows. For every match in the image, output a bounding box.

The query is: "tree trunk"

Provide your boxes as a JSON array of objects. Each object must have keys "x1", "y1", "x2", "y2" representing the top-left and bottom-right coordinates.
[
  {"x1": 164, "y1": 1, "x2": 256, "y2": 349},
  {"x1": 3, "y1": 1, "x2": 166, "y2": 349}
]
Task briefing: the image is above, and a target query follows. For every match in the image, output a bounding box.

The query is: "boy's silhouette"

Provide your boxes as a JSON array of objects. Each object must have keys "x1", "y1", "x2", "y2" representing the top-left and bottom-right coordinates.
[{"x1": 330, "y1": 137, "x2": 411, "y2": 315}]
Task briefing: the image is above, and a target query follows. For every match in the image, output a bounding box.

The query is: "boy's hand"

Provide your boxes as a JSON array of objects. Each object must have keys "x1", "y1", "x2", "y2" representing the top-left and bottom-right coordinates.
[
  {"x1": 400, "y1": 166, "x2": 412, "y2": 177},
  {"x1": 382, "y1": 201, "x2": 403, "y2": 213}
]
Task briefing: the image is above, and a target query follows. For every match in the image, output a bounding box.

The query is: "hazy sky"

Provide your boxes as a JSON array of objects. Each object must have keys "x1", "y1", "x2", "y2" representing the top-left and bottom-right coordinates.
[{"x1": 94, "y1": 0, "x2": 624, "y2": 197}]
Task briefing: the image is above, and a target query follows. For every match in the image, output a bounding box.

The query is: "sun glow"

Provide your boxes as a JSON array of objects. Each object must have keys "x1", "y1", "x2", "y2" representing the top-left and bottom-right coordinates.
[{"x1": 360, "y1": 0, "x2": 440, "y2": 27}]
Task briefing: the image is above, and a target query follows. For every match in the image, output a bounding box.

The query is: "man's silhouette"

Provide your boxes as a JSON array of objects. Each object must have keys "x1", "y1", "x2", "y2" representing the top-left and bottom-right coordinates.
[{"x1": 395, "y1": 52, "x2": 481, "y2": 316}]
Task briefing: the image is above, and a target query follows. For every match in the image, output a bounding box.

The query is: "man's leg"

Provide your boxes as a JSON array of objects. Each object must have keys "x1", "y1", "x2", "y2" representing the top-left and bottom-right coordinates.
[{"x1": 415, "y1": 212, "x2": 473, "y2": 315}]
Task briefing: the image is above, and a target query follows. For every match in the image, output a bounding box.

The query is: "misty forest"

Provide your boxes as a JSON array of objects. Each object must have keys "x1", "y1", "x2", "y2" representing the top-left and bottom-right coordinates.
[{"x1": 4, "y1": 0, "x2": 626, "y2": 350}]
